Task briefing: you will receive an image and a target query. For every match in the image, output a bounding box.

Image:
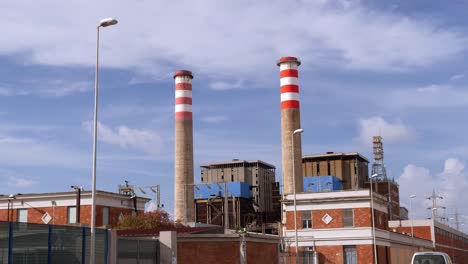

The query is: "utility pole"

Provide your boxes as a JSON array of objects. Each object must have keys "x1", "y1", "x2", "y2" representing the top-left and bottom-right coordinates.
[{"x1": 427, "y1": 190, "x2": 444, "y2": 221}]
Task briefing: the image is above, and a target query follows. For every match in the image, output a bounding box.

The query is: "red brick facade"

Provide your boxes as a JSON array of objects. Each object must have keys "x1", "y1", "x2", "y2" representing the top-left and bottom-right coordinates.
[
  {"x1": 0, "y1": 205, "x2": 141, "y2": 227},
  {"x1": 287, "y1": 207, "x2": 387, "y2": 230}
]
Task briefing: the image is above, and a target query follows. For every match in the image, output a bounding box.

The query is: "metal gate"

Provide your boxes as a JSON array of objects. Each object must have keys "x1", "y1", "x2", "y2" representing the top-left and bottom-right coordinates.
[{"x1": 117, "y1": 238, "x2": 159, "y2": 264}]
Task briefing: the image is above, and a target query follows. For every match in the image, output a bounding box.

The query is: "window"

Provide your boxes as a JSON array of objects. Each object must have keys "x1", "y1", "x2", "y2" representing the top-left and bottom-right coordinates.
[
  {"x1": 17, "y1": 209, "x2": 28, "y2": 223},
  {"x1": 342, "y1": 209, "x2": 354, "y2": 227},
  {"x1": 301, "y1": 211, "x2": 312, "y2": 229},
  {"x1": 68, "y1": 206, "x2": 77, "y2": 224},
  {"x1": 221, "y1": 175, "x2": 224, "y2": 179},
  {"x1": 102, "y1": 207, "x2": 110, "y2": 226},
  {"x1": 327, "y1": 161, "x2": 331, "y2": 175},
  {"x1": 231, "y1": 175, "x2": 234, "y2": 182}
]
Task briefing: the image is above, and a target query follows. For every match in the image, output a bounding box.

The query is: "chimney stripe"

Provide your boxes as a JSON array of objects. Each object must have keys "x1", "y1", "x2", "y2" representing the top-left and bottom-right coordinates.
[
  {"x1": 281, "y1": 101, "x2": 300, "y2": 109},
  {"x1": 175, "y1": 112, "x2": 193, "y2": 119},
  {"x1": 280, "y1": 77, "x2": 299, "y2": 86},
  {"x1": 279, "y1": 63, "x2": 298, "y2": 71},
  {"x1": 281, "y1": 85, "x2": 299, "y2": 94},
  {"x1": 280, "y1": 69, "x2": 298, "y2": 78},
  {"x1": 175, "y1": 104, "x2": 192, "y2": 112},
  {"x1": 175, "y1": 83, "x2": 192, "y2": 91},
  {"x1": 175, "y1": 77, "x2": 192, "y2": 84},
  {"x1": 175, "y1": 90, "x2": 192, "y2": 98},
  {"x1": 281, "y1": 92, "x2": 300, "y2": 102},
  {"x1": 175, "y1": 97, "x2": 192, "y2": 105}
]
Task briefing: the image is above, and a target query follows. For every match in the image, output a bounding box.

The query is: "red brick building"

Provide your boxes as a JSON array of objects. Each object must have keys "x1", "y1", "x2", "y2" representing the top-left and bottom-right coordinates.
[
  {"x1": 282, "y1": 190, "x2": 433, "y2": 264},
  {"x1": 389, "y1": 219, "x2": 468, "y2": 263},
  {"x1": 0, "y1": 191, "x2": 149, "y2": 227}
]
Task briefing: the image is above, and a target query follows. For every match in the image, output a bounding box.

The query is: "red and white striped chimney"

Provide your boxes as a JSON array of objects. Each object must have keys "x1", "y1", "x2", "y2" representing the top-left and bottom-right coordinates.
[
  {"x1": 174, "y1": 70, "x2": 195, "y2": 223},
  {"x1": 277, "y1": 57, "x2": 303, "y2": 195}
]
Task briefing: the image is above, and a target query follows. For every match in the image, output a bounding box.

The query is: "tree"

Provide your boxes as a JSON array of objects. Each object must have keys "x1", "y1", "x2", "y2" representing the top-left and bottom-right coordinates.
[{"x1": 116, "y1": 209, "x2": 182, "y2": 230}]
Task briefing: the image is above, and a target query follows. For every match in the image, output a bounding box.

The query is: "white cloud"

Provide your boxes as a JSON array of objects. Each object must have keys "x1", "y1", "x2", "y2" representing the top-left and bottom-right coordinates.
[
  {"x1": 0, "y1": 80, "x2": 92, "y2": 97},
  {"x1": 209, "y1": 81, "x2": 243, "y2": 91},
  {"x1": 0, "y1": 0, "x2": 465, "y2": 79},
  {"x1": 355, "y1": 117, "x2": 412, "y2": 145},
  {"x1": 397, "y1": 158, "x2": 468, "y2": 224},
  {"x1": 145, "y1": 201, "x2": 159, "y2": 212},
  {"x1": 200, "y1": 115, "x2": 228, "y2": 123},
  {"x1": 450, "y1": 74, "x2": 465, "y2": 81},
  {"x1": 8, "y1": 177, "x2": 37, "y2": 188},
  {"x1": 0, "y1": 135, "x2": 87, "y2": 168},
  {"x1": 388, "y1": 84, "x2": 468, "y2": 108},
  {"x1": 83, "y1": 121, "x2": 163, "y2": 154}
]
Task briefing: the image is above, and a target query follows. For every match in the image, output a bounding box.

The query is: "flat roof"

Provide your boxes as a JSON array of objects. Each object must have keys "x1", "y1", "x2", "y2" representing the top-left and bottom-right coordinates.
[
  {"x1": 302, "y1": 152, "x2": 369, "y2": 163},
  {"x1": 200, "y1": 159, "x2": 275, "y2": 169}
]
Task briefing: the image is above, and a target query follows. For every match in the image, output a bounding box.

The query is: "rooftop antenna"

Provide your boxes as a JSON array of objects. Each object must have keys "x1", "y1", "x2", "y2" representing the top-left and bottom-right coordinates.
[{"x1": 371, "y1": 135, "x2": 387, "y2": 180}]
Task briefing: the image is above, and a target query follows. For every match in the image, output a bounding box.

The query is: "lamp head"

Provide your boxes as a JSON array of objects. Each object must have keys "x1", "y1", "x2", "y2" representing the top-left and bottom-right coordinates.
[
  {"x1": 8, "y1": 194, "x2": 15, "y2": 199},
  {"x1": 99, "y1": 18, "x2": 118, "y2": 27},
  {"x1": 410, "y1": 194, "x2": 416, "y2": 198},
  {"x1": 293, "y1": 128, "x2": 304, "y2": 135},
  {"x1": 371, "y1": 173, "x2": 379, "y2": 178}
]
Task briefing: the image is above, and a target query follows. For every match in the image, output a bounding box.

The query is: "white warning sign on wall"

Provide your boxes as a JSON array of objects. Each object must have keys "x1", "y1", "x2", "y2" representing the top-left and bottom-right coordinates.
[{"x1": 41, "y1": 212, "x2": 52, "y2": 224}]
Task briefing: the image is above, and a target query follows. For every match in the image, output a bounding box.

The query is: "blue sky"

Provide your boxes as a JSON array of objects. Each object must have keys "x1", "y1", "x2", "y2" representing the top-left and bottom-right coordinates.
[{"x1": 1, "y1": 0, "x2": 467, "y2": 230}]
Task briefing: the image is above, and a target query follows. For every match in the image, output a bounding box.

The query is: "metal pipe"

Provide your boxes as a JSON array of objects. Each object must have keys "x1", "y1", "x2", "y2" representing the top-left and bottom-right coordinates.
[
  {"x1": 410, "y1": 194, "x2": 416, "y2": 252},
  {"x1": 292, "y1": 128, "x2": 304, "y2": 263},
  {"x1": 370, "y1": 174, "x2": 378, "y2": 264}
]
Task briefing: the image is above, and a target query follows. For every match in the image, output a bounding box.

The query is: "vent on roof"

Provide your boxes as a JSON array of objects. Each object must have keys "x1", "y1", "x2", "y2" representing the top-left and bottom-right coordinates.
[
  {"x1": 326, "y1": 152, "x2": 334, "y2": 154},
  {"x1": 232, "y1": 159, "x2": 239, "y2": 161}
]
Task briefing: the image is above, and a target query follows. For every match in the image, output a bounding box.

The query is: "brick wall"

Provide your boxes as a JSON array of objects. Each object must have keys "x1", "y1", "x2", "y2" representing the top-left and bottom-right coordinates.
[
  {"x1": 178, "y1": 241, "x2": 240, "y2": 264},
  {"x1": 316, "y1": 245, "x2": 343, "y2": 263},
  {"x1": 357, "y1": 245, "x2": 373, "y2": 264},
  {"x1": 246, "y1": 241, "x2": 278, "y2": 264},
  {"x1": 354, "y1": 208, "x2": 371, "y2": 227}
]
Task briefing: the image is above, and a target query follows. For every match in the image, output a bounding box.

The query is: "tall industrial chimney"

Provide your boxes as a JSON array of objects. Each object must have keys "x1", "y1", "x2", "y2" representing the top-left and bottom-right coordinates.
[
  {"x1": 174, "y1": 70, "x2": 195, "y2": 223},
  {"x1": 277, "y1": 57, "x2": 303, "y2": 194}
]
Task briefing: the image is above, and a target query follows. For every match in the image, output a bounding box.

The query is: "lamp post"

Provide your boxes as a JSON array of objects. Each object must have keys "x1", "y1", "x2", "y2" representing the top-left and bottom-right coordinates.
[
  {"x1": 370, "y1": 173, "x2": 379, "y2": 264},
  {"x1": 71, "y1": 185, "x2": 83, "y2": 224},
  {"x1": 90, "y1": 17, "x2": 118, "y2": 264},
  {"x1": 7, "y1": 194, "x2": 16, "y2": 222},
  {"x1": 409, "y1": 194, "x2": 416, "y2": 252},
  {"x1": 292, "y1": 128, "x2": 304, "y2": 263}
]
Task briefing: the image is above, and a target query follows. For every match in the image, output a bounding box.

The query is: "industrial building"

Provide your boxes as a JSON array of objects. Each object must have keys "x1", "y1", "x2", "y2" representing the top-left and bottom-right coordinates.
[
  {"x1": 302, "y1": 152, "x2": 369, "y2": 190},
  {"x1": 196, "y1": 160, "x2": 280, "y2": 231}
]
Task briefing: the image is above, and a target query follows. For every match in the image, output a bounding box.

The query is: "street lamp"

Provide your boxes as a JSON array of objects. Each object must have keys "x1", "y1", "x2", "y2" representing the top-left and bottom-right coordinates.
[
  {"x1": 292, "y1": 128, "x2": 304, "y2": 263},
  {"x1": 370, "y1": 173, "x2": 379, "y2": 264},
  {"x1": 409, "y1": 194, "x2": 416, "y2": 252},
  {"x1": 90, "y1": 17, "x2": 118, "y2": 264},
  {"x1": 71, "y1": 185, "x2": 83, "y2": 224},
  {"x1": 7, "y1": 194, "x2": 16, "y2": 222}
]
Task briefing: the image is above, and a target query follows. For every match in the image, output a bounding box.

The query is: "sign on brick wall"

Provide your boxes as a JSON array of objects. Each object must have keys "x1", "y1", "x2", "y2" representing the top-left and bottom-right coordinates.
[{"x1": 41, "y1": 212, "x2": 52, "y2": 224}]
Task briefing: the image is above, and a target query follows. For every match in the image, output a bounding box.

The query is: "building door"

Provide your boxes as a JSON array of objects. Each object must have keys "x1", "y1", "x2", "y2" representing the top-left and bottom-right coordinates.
[{"x1": 344, "y1": 246, "x2": 357, "y2": 264}]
